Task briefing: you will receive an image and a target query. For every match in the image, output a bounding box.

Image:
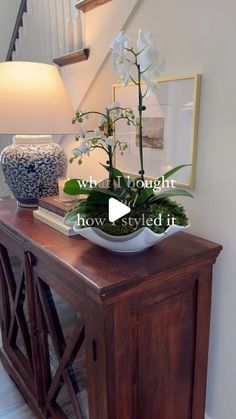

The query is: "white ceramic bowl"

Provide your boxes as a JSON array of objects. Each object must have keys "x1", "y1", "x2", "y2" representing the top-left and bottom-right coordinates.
[{"x1": 73, "y1": 224, "x2": 189, "y2": 253}]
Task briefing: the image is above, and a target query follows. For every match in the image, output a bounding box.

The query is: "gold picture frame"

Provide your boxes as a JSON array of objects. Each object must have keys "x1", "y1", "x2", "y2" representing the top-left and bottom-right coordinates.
[{"x1": 113, "y1": 75, "x2": 201, "y2": 189}]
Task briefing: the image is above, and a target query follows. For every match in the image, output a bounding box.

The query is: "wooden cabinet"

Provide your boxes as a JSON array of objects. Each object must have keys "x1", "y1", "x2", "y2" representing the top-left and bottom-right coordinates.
[{"x1": 0, "y1": 200, "x2": 222, "y2": 419}]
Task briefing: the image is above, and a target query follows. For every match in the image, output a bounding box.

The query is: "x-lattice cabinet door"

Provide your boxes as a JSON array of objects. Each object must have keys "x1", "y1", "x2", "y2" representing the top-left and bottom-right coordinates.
[
  {"x1": 0, "y1": 245, "x2": 108, "y2": 419},
  {"x1": 32, "y1": 259, "x2": 109, "y2": 419},
  {"x1": 0, "y1": 245, "x2": 41, "y2": 401}
]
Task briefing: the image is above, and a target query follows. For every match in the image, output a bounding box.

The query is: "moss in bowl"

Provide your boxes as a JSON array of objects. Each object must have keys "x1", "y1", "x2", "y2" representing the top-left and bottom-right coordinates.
[{"x1": 67, "y1": 198, "x2": 188, "y2": 236}]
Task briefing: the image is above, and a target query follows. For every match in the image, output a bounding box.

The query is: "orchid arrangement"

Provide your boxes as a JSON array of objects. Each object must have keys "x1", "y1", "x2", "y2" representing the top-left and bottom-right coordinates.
[
  {"x1": 71, "y1": 102, "x2": 135, "y2": 190},
  {"x1": 64, "y1": 29, "x2": 192, "y2": 234}
]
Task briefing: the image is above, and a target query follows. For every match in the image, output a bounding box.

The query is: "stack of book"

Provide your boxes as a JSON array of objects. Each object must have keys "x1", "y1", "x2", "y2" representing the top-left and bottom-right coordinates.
[{"x1": 33, "y1": 196, "x2": 80, "y2": 236}]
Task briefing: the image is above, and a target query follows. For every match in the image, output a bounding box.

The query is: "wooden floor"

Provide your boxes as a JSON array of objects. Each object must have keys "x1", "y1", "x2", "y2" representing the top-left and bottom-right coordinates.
[{"x1": 0, "y1": 361, "x2": 35, "y2": 418}]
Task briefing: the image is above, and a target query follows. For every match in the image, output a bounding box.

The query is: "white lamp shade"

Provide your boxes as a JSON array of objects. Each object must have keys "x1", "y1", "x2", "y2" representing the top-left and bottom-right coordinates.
[{"x1": 0, "y1": 61, "x2": 77, "y2": 135}]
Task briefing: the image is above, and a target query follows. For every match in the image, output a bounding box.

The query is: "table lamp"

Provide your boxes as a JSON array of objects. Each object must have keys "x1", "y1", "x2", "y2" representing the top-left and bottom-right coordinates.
[{"x1": 0, "y1": 61, "x2": 77, "y2": 207}]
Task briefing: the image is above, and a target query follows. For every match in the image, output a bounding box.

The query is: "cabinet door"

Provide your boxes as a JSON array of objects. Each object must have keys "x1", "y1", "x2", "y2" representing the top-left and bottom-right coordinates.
[
  {"x1": 33, "y1": 275, "x2": 90, "y2": 418},
  {"x1": 138, "y1": 289, "x2": 196, "y2": 419},
  {"x1": 0, "y1": 245, "x2": 37, "y2": 396}
]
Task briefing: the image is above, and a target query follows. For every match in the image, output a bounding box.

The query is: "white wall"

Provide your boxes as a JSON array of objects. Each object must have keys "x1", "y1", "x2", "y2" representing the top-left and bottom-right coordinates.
[
  {"x1": 61, "y1": 1, "x2": 236, "y2": 418},
  {"x1": 0, "y1": 0, "x2": 21, "y2": 60}
]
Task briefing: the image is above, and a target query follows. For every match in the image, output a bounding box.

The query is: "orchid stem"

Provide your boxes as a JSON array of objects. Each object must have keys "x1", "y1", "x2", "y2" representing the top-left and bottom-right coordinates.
[
  {"x1": 107, "y1": 109, "x2": 114, "y2": 191},
  {"x1": 78, "y1": 111, "x2": 107, "y2": 119},
  {"x1": 137, "y1": 62, "x2": 145, "y2": 182}
]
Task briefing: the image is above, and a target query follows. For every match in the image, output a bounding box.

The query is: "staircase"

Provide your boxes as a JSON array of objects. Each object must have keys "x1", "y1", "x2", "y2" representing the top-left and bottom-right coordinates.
[
  {"x1": 0, "y1": 0, "x2": 111, "y2": 197},
  {"x1": 6, "y1": 0, "x2": 112, "y2": 66},
  {"x1": 0, "y1": 0, "x2": 139, "y2": 196},
  {"x1": 6, "y1": 0, "x2": 89, "y2": 65}
]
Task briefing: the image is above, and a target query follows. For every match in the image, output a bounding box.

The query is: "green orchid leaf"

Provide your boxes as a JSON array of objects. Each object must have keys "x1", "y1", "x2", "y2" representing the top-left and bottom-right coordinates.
[
  {"x1": 135, "y1": 188, "x2": 154, "y2": 206},
  {"x1": 147, "y1": 188, "x2": 193, "y2": 205},
  {"x1": 64, "y1": 208, "x2": 80, "y2": 225},
  {"x1": 112, "y1": 167, "x2": 129, "y2": 190},
  {"x1": 64, "y1": 179, "x2": 122, "y2": 199},
  {"x1": 87, "y1": 191, "x2": 110, "y2": 205},
  {"x1": 100, "y1": 164, "x2": 128, "y2": 189},
  {"x1": 64, "y1": 179, "x2": 94, "y2": 195},
  {"x1": 64, "y1": 202, "x2": 92, "y2": 225},
  {"x1": 100, "y1": 164, "x2": 109, "y2": 171},
  {"x1": 94, "y1": 188, "x2": 126, "y2": 199},
  {"x1": 156, "y1": 164, "x2": 192, "y2": 183},
  {"x1": 100, "y1": 164, "x2": 136, "y2": 199},
  {"x1": 137, "y1": 165, "x2": 192, "y2": 196}
]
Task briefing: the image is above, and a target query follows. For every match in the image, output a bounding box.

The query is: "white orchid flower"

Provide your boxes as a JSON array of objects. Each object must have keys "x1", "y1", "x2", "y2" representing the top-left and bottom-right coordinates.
[
  {"x1": 137, "y1": 29, "x2": 164, "y2": 79},
  {"x1": 93, "y1": 127, "x2": 106, "y2": 141},
  {"x1": 78, "y1": 128, "x2": 89, "y2": 140},
  {"x1": 73, "y1": 141, "x2": 92, "y2": 158},
  {"x1": 106, "y1": 101, "x2": 121, "y2": 118},
  {"x1": 93, "y1": 127, "x2": 102, "y2": 137},
  {"x1": 110, "y1": 32, "x2": 133, "y2": 85},
  {"x1": 106, "y1": 101, "x2": 120, "y2": 111},
  {"x1": 80, "y1": 141, "x2": 91, "y2": 152},
  {"x1": 142, "y1": 74, "x2": 159, "y2": 98},
  {"x1": 111, "y1": 51, "x2": 133, "y2": 85},
  {"x1": 99, "y1": 115, "x2": 107, "y2": 126},
  {"x1": 110, "y1": 31, "x2": 131, "y2": 53},
  {"x1": 72, "y1": 148, "x2": 83, "y2": 158},
  {"x1": 105, "y1": 136, "x2": 115, "y2": 147}
]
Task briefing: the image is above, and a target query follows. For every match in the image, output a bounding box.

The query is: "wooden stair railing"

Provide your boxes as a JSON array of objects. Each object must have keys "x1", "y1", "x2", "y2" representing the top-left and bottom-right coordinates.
[
  {"x1": 6, "y1": 0, "x2": 27, "y2": 61},
  {"x1": 75, "y1": 0, "x2": 112, "y2": 13},
  {"x1": 53, "y1": 48, "x2": 89, "y2": 67}
]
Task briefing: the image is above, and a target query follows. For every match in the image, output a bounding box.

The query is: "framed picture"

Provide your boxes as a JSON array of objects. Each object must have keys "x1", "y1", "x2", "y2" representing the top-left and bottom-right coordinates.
[{"x1": 113, "y1": 75, "x2": 201, "y2": 188}]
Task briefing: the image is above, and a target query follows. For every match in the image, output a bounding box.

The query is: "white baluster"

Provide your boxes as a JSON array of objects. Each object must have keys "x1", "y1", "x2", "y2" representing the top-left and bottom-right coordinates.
[
  {"x1": 42, "y1": 0, "x2": 53, "y2": 62},
  {"x1": 65, "y1": 0, "x2": 74, "y2": 53},
  {"x1": 18, "y1": 26, "x2": 25, "y2": 60},
  {"x1": 73, "y1": 8, "x2": 83, "y2": 50},
  {"x1": 49, "y1": 0, "x2": 59, "y2": 58},
  {"x1": 38, "y1": 0, "x2": 47, "y2": 62},
  {"x1": 57, "y1": 0, "x2": 66, "y2": 55},
  {"x1": 22, "y1": 12, "x2": 30, "y2": 60},
  {"x1": 30, "y1": 0, "x2": 41, "y2": 62},
  {"x1": 14, "y1": 38, "x2": 20, "y2": 61},
  {"x1": 70, "y1": 0, "x2": 75, "y2": 18},
  {"x1": 26, "y1": 0, "x2": 34, "y2": 61}
]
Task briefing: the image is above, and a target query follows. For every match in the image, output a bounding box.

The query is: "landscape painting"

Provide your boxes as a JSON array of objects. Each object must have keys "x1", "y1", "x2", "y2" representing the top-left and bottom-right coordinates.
[{"x1": 136, "y1": 117, "x2": 164, "y2": 150}]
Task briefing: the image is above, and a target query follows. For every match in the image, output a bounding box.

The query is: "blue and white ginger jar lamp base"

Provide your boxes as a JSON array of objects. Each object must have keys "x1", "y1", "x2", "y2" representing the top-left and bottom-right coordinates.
[{"x1": 0, "y1": 135, "x2": 67, "y2": 208}]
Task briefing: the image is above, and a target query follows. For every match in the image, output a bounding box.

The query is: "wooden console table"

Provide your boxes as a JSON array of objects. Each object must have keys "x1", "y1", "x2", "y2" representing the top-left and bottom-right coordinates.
[{"x1": 0, "y1": 200, "x2": 222, "y2": 419}]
